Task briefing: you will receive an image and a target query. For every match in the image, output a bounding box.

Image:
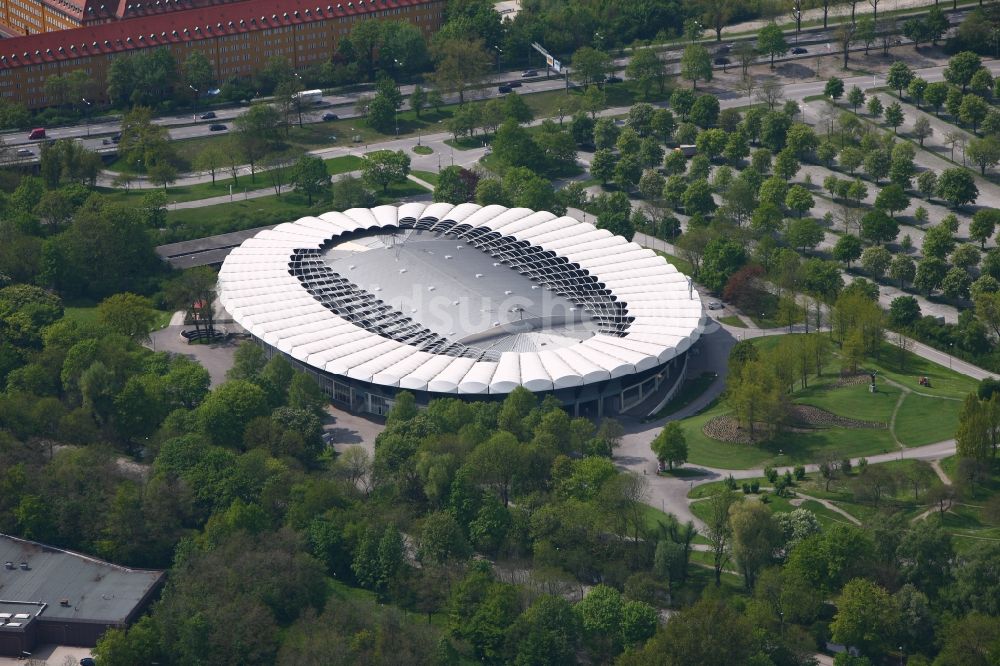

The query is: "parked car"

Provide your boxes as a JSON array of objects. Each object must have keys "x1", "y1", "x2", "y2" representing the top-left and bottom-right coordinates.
[
  {"x1": 208, "y1": 123, "x2": 227, "y2": 132},
  {"x1": 111, "y1": 132, "x2": 121, "y2": 143},
  {"x1": 498, "y1": 85, "x2": 512, "y2": 93},
  {"x1": 708, "y1": 301, "x2": 723, "y2": 310},
  {"x1": 28, "y1": 127, "x2": 45, "y2": 140},
  {"x1": 322, "y1": 112, "x2": 339, "y2": 121},
  {"x1": 716, "y1": 43, "x2": 731, "y2": 54},
  {"x1": 791, "y1": 46, "x2": 808, "y2": 54},
  {"x1": 714, "y1": 57, "x2": 730, "y2": 66},
  {"x1": 16, "y1": 148, "x2": 32, "y2": 157},
  {"x1": 522, "y1": 70, "x2": 538, "y2": 77},
  {"x1": 200, "y1": 111, "x2": 217, "y2": 119},
  {"x1": 508, "y1": 80, "x2": 522, "y2": 88},
  {"x1": 605, "y1": 75, "x2": 623, "y2": 83}
]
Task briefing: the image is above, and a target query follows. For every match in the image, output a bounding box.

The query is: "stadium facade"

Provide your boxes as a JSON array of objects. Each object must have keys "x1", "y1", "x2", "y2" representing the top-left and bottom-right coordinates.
[{"x1": 218, "y1": 204, "x2": 705, "y2": 417}]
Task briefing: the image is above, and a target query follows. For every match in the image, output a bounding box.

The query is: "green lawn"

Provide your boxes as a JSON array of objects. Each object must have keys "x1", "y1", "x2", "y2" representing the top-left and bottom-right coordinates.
[
  {"x1": 163, "y1": 178, "x2": 425, "y2": 241},
  {"x1": 444, "y1": 136, "x2": 482, "y2": 151},
  {"x1": 412, "y1": 145, "x2": 433, "y2": 155},
  {"x1": 648, "y1": 372, "x2": 718, "y2": 420},
  {"x1": 894, "y1": 393, "x2": 962, "y2": 447},
  {"x1": 325, "y1": 155, "x2": 364, "y2": 175},
  {"x1": 795, "y1": 380, "x2": 898, "y2": 424},
  {"x1": 99, "y1": 155, "x2": 362, "y2": 206},
  {"x1": 673, "y1": 334, "x2": 972, "y2": 469},
  {"x1": 165, "y1": 193, "x2": 328, "y2": 240},
  {"x1": 679, "y1": 398, "x2": 898, "y2": 470},
  {"x1": 717, "y1": 315, "x2": 746, "y2": 328},
  {"x1": 411, "y1": 170, "x2": 439, "y2": 187},
  {"x1": 872, "y1": 341, "x2": 979, "y2": 399}
]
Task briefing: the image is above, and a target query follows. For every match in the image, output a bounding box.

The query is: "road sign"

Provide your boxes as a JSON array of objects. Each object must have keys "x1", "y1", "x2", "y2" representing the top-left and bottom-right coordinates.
[
  {"x1": 552, "y1": 59, "x2": 561, "y2": 73},
  {"x1": 545, "y1": 54, "x2": 554, "y2": 68}
]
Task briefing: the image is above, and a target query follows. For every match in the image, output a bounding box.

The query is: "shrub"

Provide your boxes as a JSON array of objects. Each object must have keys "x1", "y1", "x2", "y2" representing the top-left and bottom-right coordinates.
[
  {"x1": 841, "y1": 458, "x2": 853, "y2": 474},
  {"x1": 794, "y1": 465, "x2": 806, "y2": 480},
  {"x1": 764, "y1": 466, "x2": 778, "y2": 483},
  {"x1": 742, "y1": 483, "x2": 752, "y2": 494},
  {"x1": 750, "y1": 480, "x2": 760, "y2": 493},
  {"x1": 724, "y1": 475, "x2": 738, "y2": 490}
]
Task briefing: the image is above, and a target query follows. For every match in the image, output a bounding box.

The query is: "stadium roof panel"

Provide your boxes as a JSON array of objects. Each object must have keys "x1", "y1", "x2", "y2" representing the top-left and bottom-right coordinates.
[{"x1": 218, "y1": 204, "x2": 705, "y2": 395}]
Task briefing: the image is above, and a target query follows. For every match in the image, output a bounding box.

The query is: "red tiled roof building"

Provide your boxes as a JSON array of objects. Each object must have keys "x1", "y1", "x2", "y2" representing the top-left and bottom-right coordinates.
[{"x1": 0, "y1": 0, "x2": 443, "y2": 108}]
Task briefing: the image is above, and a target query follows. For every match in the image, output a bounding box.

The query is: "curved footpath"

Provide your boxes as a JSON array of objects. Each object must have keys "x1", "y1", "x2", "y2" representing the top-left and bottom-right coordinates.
[{"x1": 614, "y1": 314, "x2": 989, "y2": 529}]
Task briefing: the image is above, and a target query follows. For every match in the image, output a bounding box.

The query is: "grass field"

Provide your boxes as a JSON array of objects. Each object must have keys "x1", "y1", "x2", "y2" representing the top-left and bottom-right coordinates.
[
  {"x1": 674, "y1": 335, "x2": 970, "y2": 470},
  {"x1": 99, "y1": 155, "x2": 363, "y2": 206},
  {"x1": 411, "y1": 170, "x2": 439, "y2": 187},
  {"x1": 894, "y1": 393, "x2": 962, "y2": 447},
  {"x1": 164, "y1": 178, "x2": 427, "y2": 241},
  {"x1": 648, "y1": 372, "x2": 718, "y2": 420},
  {"x1": 717, "y1": 315, "x2": 746, "y2": 328}
]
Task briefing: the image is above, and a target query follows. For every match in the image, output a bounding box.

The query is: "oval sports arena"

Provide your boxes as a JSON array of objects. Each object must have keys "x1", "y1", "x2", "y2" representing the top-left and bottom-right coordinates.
[{"x1": 218, "y1": 203, "x2": 705, "y2": 417}]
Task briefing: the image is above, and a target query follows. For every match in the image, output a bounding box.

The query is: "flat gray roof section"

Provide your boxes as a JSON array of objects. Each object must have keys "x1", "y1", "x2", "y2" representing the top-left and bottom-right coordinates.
[
  {"x1": 0, "y1": 535, "x2": 164, "y2": 624},
  {"x1": 323, "y1": 230, "x2": 599, "y2": 349},
  {"x1": 156, "y1": 224, "x2": 278, "y2": 269}
]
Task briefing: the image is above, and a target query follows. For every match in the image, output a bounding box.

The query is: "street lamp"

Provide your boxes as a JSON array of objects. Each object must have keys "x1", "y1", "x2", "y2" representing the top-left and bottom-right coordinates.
[
  {"x1": 494, "y1": 46, "x2": 503, "y2": 76},
  {"x1": 189, "y1": 84, "x2": 198, "y2": 120},
  {"x1": 81, "y1": 98, "x2": 91, "y2": 136}
]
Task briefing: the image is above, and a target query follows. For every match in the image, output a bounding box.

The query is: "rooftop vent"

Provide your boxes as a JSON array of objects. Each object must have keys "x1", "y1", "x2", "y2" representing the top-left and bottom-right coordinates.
[
  {"x1": 3, "y1": 561, "x2": 12, "y2": 570},
  {"x1": 59, "y1": 599, "x2": 70, "y2": 607}
]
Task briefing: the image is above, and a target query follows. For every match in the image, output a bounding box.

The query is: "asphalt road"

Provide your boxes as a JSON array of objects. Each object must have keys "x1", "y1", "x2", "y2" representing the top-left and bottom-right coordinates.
[{"x1": 2, "y1": 6, "x2": 971, "y2": 158}]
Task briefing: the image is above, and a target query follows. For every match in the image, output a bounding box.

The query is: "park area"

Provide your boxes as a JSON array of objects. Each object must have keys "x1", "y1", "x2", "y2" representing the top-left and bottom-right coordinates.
[{"x1": 675, "y1": 334, "x2": 976, "y2": 470}]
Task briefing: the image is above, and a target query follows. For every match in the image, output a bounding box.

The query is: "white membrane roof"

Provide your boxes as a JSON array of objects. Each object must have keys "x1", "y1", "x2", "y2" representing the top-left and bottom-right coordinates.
[{"x1": 218, "y1": 204, "x2": 704, "y2": 395}]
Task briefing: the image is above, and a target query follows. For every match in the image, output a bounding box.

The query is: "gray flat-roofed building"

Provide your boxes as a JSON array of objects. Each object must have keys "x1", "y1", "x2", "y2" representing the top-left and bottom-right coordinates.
[{"x1": 0, "y1": 534, "x2": 164, "y2": 656}]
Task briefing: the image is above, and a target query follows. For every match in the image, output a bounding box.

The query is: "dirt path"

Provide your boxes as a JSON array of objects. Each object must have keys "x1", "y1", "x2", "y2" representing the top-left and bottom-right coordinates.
[
  {"x1": 930, "y1": 459, "x2": 951, "y2": 485},
  {"x1": 888, "y1": 390, "x2": 907, "y2": 448},
  {"x1": 792, "y1": 492, "x2": 863, "y2": 525}
]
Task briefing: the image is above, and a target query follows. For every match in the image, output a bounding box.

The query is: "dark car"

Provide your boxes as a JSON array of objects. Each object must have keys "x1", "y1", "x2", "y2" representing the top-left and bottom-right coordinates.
[
  {"x1": 200, "y1": 111, "x2": 217, "y2": 119},
  {"x1": 80, "y1": 659, "x2": 96, "y2": 666},
  {"x1": 498, "y1": 85, "x2": 512, "y2": 93},
  {"x1": 322, "y1": 112, "x2": 339, "y2": 121},
  {"x1": 714, "y1": 57, "x2": 730, "y2": 66},
  {"x1": 521, "y1": 70, "x2": 538, "y2": 77},
  {"x1": 208, "y1": 123, "x2": 227, "y2": 132},
  {"x1": 111, "y1": 132, "x2": 121, "y2": 143},
  {"x1": 508, "y1": 80, "x2": 522, "y2": 88},
  {"x1": 605, "y1": 75, "x2": 623, "y2": 83},
  {"x1": 791, "y1": 46, "x2": 808, "y2": 54},
  {"x1": 716, "y1": 44, "x2": 731, "y2": 54}
]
